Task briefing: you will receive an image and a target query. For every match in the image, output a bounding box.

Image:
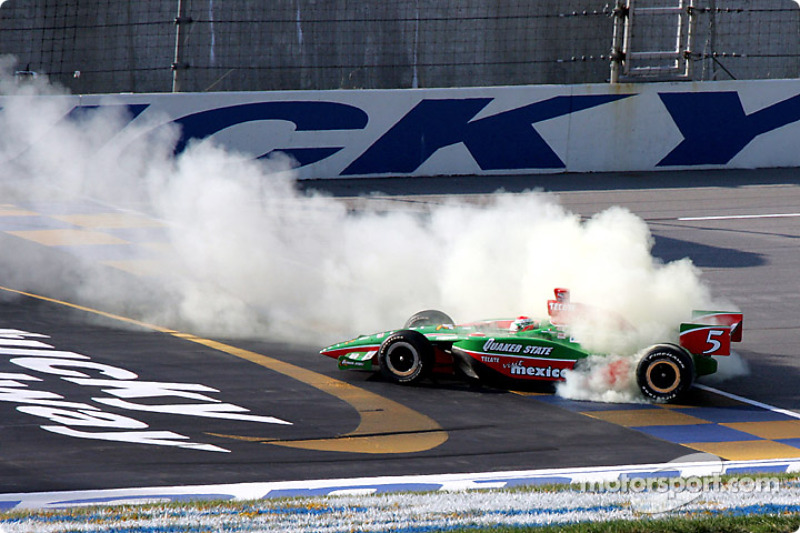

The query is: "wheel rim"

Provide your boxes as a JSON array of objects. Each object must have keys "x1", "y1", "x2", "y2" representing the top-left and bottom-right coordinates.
[
  {"x1": 646, "y1": 359, "x2": 681, "y2": 394},
  {"x1": 385, "y1": 342, "x2": 419, "y2": 377}
]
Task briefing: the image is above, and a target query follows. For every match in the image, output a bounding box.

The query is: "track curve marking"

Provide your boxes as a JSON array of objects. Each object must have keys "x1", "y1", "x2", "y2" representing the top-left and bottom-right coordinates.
[{"x1": 0, "y1": 285, "x2": 448, "y2": 454}]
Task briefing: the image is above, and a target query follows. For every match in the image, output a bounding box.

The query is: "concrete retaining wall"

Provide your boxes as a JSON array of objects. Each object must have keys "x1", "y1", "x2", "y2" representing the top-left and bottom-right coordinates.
[{"x1": 4, "y1": 78, "x2": 796, "y2": 179}]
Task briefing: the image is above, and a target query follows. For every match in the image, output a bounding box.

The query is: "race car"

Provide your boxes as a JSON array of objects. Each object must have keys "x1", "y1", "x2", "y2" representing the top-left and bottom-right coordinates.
[{"x1": 320, "y1": 288, "x2": 743, "y2": 403}]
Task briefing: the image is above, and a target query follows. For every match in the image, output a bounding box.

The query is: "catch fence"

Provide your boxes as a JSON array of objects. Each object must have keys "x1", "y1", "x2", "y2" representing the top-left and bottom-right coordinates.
[{"x1": 0, "y1": 0, "x2": 798, "y2": 93}]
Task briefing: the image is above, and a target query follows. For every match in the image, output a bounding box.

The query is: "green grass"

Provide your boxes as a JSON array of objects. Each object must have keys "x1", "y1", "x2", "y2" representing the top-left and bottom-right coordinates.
[
  {"x1": 472, "y1": 514, "x2": 800, "y2": 533},
  {"x1": 2, "y1": 474, "x2": 799, "y2": 532},
  {"x1": 5, "y1": 509, "x2": 799, "y2": 533}
]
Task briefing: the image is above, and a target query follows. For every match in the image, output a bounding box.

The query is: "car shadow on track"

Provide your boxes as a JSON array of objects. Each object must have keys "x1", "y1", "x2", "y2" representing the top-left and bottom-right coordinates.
[
  {"x1": 365, "y1": 372, "x2": 557, "y2": 396},
  {"x1": 652, "y1": 235, "x2": 765, "y2": 268}
]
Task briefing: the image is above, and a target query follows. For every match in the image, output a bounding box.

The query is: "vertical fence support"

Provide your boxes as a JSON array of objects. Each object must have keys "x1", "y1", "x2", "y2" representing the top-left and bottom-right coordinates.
[
  {"x1": 610, "y1": 0, "x2": 629, "y2": 83},
  {"x1": 172, "y1": 0, "x2": 192, "y2": 92}
]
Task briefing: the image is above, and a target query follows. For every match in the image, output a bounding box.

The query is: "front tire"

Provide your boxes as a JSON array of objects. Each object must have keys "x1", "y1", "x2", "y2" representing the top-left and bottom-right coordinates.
[
  {"x1": 636, "y1": 344, "x2": 694, "y2": 403},
  {"x1": 403, "y1": 310, "x2": 454, "y2": 328},
  {"x1": 378, "y1": 330, "x2": 434, "y2": 384}
]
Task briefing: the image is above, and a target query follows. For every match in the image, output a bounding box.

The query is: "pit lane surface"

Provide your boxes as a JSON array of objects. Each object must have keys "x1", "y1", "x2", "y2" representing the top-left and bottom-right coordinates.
[{"x1": 2, "y1": 168, "x2": 799, "y2": 495}]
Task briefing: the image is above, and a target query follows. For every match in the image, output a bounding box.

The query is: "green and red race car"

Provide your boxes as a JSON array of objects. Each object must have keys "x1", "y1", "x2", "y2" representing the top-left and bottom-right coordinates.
[{"x1": 320, "y1": 289, "x2": 743, "y2": 403}]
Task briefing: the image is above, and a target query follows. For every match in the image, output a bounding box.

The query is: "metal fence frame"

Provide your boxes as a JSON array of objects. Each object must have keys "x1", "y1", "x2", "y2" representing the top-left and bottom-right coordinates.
[{"x1": 1, "y1": 0, "x2": 799, "y2": 94}]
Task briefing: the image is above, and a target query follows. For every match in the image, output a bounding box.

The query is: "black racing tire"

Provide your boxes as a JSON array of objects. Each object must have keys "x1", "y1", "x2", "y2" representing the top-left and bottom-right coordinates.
[
  {"x1": 403, "y1": 310, "x2": 454, "y2": 329},
  {"x1": 636, "y1": 344, "x2": 694, "y2": 403},
  {"x1": 378, "y1": 330, "x2": 434, "y2": 384}
]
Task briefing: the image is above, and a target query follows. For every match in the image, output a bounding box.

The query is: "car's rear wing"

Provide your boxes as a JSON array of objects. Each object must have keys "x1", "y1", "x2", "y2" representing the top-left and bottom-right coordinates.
[{"x1": 679, "y1": 311, "x2": 744, "y2": 356}]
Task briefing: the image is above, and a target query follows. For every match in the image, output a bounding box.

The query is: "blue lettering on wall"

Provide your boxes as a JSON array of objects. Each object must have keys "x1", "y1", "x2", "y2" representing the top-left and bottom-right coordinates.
[
  {"x1": 342, "y1": 94, "x2": 632, "y2": 175},
  {"x1": 67, "y1": 104, "x2": 150, "y2": 123},
  {"x1": 0, "y1": 104, "x2": 149, "y2": 124},
  {"x1": 172, "y1": 101, "x2": 369, "y2": 164},
  {"x1": 51, "y1": 104, "x2": 151, "y2": 154},
  {"x1": 658, "y1": 91, "x2": 800, "y2": 166},
  {"x1": 344, "y1": 98, "x2": 491, "y2": 174}
]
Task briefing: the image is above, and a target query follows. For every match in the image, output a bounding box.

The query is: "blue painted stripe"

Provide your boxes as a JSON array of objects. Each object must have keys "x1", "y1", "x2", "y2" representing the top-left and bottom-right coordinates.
[
  {"x1": 1, "y1": 458, "x2": 798, "y2": 511},
  {"x1": 534, "y1": 396, "x2": 654, "y2": 411},
  {"x1": 0, "y1": 217, "x2": 75, "y2": 231},
  {"x1": 632, "y1": 423, "x2": 762, "y2": 443},
  {"x1": 102, "y1": 227, "x2": 169, "y2": 242},
  {"x1": 619, "y1": 469, "x2": 682, "y2": 479},
  {"x1": 672, "y1": 406, "x2": 798, "y2": 423},
  {"x1": 725, "y1": 463, "x2": 798, "y2": 474},
  {"x1": 51, "y1": 493, "x2": 235, "y2": 507},
  {"x1": 12, "y1": 201, "x2": 112, "y2": 215},
  {"x1": 266, "y1": 483, "x2": 444, "y2": 498},
  {"x1": 0, "y1": 500, "x2": 21, "y2": 512},
  {"x1": 695, "y1": 503, "x2": 800, "y2": 516},
  {"x1": 775, "y1": 438, "x2": 800, "y2": 449},
  {"x1": 474, "y1": 476, "x2": 574, "y2": 487}
]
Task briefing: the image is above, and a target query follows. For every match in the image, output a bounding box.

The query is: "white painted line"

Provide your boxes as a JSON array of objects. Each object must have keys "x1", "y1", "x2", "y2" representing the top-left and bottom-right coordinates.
[
  {"x1": 2, "y1": 456, "x2": 800, "y2": 510},
  {"x1": 679, "y1": 213, "x2": 800, "y2": 221},
  {"x1": 694, "y1": 383, "x2": 800, "y2": 420}
]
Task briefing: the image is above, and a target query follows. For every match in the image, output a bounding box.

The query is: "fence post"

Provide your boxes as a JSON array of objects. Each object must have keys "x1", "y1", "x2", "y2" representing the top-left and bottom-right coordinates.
[
  {"x1": 610, "y1": 0, "x2": 629, "y2": 83},
  {"x1": 172, "y1": 0, "x2": 192, "y2": 92}
]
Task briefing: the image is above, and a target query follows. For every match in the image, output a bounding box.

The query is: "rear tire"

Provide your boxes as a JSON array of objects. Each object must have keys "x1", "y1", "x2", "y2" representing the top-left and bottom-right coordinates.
[
  {"x1": 403, "y1": 310, "x2": 454, "y2": 328},
  {"x1": 636, "y1": 344, "x2": 694, "y2": 403},
  {"x1": 378, "y1": 330, "x2": 434, "y2": 384}
]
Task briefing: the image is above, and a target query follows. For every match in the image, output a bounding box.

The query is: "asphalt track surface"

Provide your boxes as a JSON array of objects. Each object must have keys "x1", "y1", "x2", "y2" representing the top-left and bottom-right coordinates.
[{"x1": 1, "y1": 168, "x2": 799, "y2": 495}]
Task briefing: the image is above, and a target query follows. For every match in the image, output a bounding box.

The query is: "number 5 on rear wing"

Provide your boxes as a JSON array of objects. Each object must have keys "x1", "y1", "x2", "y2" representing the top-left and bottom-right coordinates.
[{"x1": 680, "y1": 311, "x2": 744, "y2": 356}]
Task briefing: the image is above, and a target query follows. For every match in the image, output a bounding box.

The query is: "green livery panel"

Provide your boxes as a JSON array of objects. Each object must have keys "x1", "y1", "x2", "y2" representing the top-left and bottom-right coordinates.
[{"x1": 319, "y1": 289, "x2": 743, "y2": 402}]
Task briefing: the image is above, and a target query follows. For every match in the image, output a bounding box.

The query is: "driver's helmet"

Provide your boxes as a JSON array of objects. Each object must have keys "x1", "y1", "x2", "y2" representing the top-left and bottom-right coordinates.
[
  {"x1": 510, "y1": 316, "x2": 537, "y2": 332},
  {"x1": 554, "y1": 288, "x2": 571, "y2": 302}
]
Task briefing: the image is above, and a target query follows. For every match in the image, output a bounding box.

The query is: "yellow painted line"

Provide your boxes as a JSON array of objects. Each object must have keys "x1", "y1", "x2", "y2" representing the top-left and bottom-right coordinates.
[
  {"x1": 0, "y1": 285, "x2": 447, "y2": 455},
  {"x1": 52, "y1": 213, "x2": 165, "y2": 229},
  {"x1": 0, "y1": 204, "x2": 37, "y2": 217},
  {"x1": 101, "y1": 259, "x2": 164, "y2": 277},
  {"x1": 179, "y1": 333, "x2": 447, "y2": 454},
  {"x1": 140, "y1": 242, "x2": 172, "y2": 253},
  {"x1": 722, "y1": 420, "x2": 800, "y2": 440},
  {"x1": 581, "y1": 408, "x2": 710, "y2": 428},
  {"x1": 686, "y1": 440, "x2": 800, "y2": 461},
  {"x1": 7, "y1": 229, "x2": 128, "y2": 246}
]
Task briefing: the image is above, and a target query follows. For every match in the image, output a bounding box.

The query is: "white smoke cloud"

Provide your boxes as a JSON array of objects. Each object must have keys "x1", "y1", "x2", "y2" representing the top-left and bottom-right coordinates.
[
  {"x1": 0, "y1": 67, "x2": 743, "y2": 402},
  {"x1": 555, "y1": 353, "x2": 646, "y2": 404},
  {"x1": 697, "y1": 351, "x2": 750, "y2": 384}
]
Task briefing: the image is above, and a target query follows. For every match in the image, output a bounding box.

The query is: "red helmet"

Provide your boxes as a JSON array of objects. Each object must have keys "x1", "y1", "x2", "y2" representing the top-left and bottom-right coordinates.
[{"x1": 510, "y1": 316, "x2": 537, "y2": 332}]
